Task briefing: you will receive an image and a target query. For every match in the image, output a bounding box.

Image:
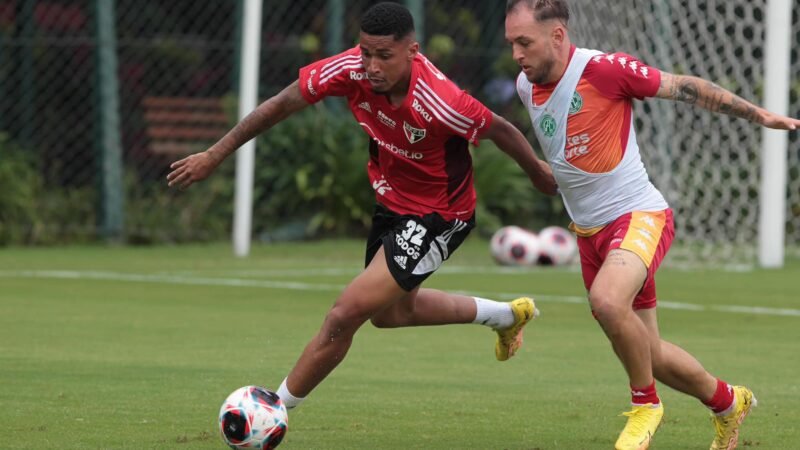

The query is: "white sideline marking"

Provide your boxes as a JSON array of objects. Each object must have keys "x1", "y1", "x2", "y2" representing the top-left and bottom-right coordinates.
[
  {"x1": 157, "y1": 262, "x2": 751, "y2": 278},
  {"x1": 165, "y1": 265, "x2": 579, "y2": 278},
  {"x1": 2, "y1": 270, "x2": 799, "y2": 318},
  {"x1": 0, "y1": 270, "x2": 342, "y2": 291}
]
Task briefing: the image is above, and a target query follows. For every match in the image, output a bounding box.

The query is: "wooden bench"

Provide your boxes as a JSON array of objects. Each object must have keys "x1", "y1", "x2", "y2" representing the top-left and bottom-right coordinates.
[{"x1": 142, "y1": 96, "x2": 230, "y2": 156}]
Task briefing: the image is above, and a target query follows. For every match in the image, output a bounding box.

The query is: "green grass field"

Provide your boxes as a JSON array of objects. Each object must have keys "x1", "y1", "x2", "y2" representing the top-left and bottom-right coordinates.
[{"x1": 2, "y1": 238, "x2": 799, "y2": 449}]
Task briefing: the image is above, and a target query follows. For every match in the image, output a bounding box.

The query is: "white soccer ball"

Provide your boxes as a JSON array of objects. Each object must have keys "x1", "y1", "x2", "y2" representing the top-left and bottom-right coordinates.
[
  {"x1": 489, "y1": 226, "x2": 541, "y2": 266},
  {"x1": 219, "y1": 386, "x2": 288, "y2": 449},
  {"x1": 537, "y1": 226, "x2": 578, "y2": 266}
]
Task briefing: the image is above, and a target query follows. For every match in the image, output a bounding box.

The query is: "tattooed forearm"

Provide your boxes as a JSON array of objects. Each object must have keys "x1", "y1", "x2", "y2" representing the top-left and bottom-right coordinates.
[
  {"x1": 718, "y1": 96, "x2": 760, "y2": 123},
  {"x1": 702, "y1": 82, "x2": 728, "y2": 112},
  {"x1": 696, "y1": 81, "x2": 760, "y2": 122},
  {"x1": 660, "y1": 74, "x2": 763, "y2": 124},
  {"x1": 671, "y1": 78, "x2": 699, "y2": 104}
]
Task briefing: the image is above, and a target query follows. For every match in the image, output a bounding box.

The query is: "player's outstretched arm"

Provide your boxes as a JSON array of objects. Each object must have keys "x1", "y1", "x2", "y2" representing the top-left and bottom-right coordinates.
[
  {"x1": 167, "y1": 80, "x2": 310, "y2": 189},
  {"x1": 655, "y1": 72, "x2": 800, "y2": 131},
  {"x1": 484, "y1": 113, "x2": 558, "y2": 196}
]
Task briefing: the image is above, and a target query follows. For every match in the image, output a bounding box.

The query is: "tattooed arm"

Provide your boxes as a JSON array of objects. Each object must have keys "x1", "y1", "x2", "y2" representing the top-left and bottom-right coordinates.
[{"x1": 655, "y1": 72, "x2": 799, "y2": 131}]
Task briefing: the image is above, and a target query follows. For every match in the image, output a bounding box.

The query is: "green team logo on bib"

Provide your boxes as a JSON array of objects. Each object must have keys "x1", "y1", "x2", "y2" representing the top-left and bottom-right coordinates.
[
  {"x1": 539, "y1": 114, "x2": 557, "y2": 137},
  {"x1": 569, "y1": 91, "x2": 583, "y2": 115}
]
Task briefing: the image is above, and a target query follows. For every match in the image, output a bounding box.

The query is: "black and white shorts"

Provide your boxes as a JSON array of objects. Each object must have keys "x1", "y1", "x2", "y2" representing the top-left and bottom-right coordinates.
[{"x1": 365, "y1": 204, "x2": 475, "y2": 291}]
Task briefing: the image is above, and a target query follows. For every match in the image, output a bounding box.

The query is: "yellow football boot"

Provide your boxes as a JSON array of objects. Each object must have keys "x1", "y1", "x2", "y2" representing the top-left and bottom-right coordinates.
[
  {"x1": 614, "y1": 403, "x2": 664, "y2": 450},
  {"x1": 709, "y1": 386, "x2": 757, "y2": 450},
  {"x1": 494, "y1": 297, "x2": 538, "y2": 361}
]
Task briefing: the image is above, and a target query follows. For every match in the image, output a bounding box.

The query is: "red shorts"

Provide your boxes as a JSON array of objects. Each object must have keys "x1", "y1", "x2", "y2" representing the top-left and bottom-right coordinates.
[{"x1": 576, "y1": 209, "x2": 674, "y2": 310}]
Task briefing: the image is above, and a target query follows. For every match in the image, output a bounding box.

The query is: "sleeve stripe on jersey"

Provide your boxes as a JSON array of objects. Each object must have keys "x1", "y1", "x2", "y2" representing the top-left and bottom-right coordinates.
[
  {"x1": 412, "y1": 91, "x2": 468, "y2": 135},
  {"x1": 320, "y1": 63, "x2": 364, "y2": 85},
  {"x1": 321, "y1": 56, "x2": 362, "y2": 82},
  {"x1": 416, "y1": 79, "x2": 474, "y2": 125},
  {"x1": 413, "y1": 87, "x2": 471, "y2": 130},
  {"x1": 321, "y1": 55, "x2": 361, "y2": 76}
]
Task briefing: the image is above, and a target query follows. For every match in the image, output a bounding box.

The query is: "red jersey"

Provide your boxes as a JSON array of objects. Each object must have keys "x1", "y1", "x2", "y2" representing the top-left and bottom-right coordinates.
[
  {"x1": 531, "y1": 46, "x2": 660, "y2": 173},
  {"x1": 298, "y1": 47, "x2": 493, "y2": 220}
]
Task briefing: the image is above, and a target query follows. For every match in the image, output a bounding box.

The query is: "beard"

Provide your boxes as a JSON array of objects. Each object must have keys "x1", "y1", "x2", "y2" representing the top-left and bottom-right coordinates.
[{"x1": 526, "y1": 55, "x2": 556, "y2": 85}]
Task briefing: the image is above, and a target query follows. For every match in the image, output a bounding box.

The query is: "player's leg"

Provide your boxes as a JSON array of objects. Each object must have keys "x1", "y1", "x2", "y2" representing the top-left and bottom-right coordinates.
[
  {"x1": 371, "y1": 288, "x2": 537, "y2": 361},
  {"x1": 369, "y1": 288, "x2": 478, "y2": 327},
  {"x1": 589, "y1": 248, "x2": 654, "y2": 392},
  {"x1": 277, "y1": 245, "x2": 409, "y2": 409},
  {"x1": 636, "y1": 307, "x2": 717, "y2": 399},
  {"x1": 364, "y1": 207, "x2": 483, "y2": 328},
  {"x1": 370, "y1": 288, "x2": 530, "y2": 329},
  {"x1": 583, "y1": 211, "x2": 674, "y2": 449},
  {"x1": 637, "y1": 307, "x2": 757, "y2": 449},
  {"x1": 367, "y1": 208, "x2": 537, "y2": 360},
  {"x1": 593, "y1": 251, "x2": 665, "y2": 450}
]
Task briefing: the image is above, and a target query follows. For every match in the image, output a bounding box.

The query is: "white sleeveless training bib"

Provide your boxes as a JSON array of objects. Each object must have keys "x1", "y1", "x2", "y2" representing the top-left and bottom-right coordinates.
[{"x1": 516, "y1": 48, "x2": 668, "y2": 228}]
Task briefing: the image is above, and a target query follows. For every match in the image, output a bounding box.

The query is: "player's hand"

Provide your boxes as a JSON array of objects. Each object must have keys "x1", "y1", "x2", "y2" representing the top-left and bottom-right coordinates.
[
  {"x1": 166, "y1": 150, "x2": 221, "y2": 189},
  {"x1": 531, "y1": 177, "x2": 558, "y2": 196},
  {"x1": 761, "y1": 111, "x2": 800, "y2": 131},
  {"x1": 530, "y1": 162, "x2": 558, "y2": 196}
]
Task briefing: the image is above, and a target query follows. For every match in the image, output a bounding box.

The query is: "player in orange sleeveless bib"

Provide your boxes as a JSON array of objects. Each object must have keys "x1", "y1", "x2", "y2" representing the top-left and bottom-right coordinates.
[{"x1": 506, "y1": 1, "x2": 800, "y2": 449}]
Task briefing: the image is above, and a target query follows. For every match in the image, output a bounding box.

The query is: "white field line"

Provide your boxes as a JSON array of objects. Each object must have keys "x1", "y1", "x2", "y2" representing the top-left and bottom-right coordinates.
[
  {"x1": 1, "y1": 270, "x2": 799, "y2": 318},
  {"x1": 162, "y1": 265, "x2": 580, "y2": 278},
  {"x1": 158, "y1": 262, "x2": 753, "y2": 278},
  {"x1": 0, "y1": 270, "x2": 342, "y2": 291}
]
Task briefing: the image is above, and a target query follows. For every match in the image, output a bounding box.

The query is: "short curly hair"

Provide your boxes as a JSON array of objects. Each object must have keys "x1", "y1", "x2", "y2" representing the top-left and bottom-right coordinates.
[{"x1": 360, "y1": 2, "x2": 415, "y2": 41}]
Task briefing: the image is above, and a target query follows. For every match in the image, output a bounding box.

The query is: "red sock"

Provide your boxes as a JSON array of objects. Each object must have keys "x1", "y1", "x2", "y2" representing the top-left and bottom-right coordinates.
[
  {"x1": 703, "y1": 379, "x2": 735, "y2": 414},
  {"x1": 631, "y1": 380, "x2": 660, "y2": 406}
]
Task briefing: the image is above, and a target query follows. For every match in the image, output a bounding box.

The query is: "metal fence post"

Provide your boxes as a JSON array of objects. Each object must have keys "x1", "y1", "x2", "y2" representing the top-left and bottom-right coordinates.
[
  {"x1": 325, "y1": 0, "x2": 345, "y2": 112},
  {"x1": 95, "y1": 0, "x2": 124, "y2": 240},
  {"x1": 405, "y1": 0, "x2": 425, "y2": 46},
  {"x1": 20, "y1": 0, "x2": 35, "y2": 147}
]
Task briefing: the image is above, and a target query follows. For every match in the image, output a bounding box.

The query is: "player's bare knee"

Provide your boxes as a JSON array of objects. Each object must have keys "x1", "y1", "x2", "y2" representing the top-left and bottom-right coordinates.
[
  {"x1": 588, "y1": 292, "x2": 627, "y2": 327},
  {"x1": 324, "y1": 302, "x2": 370, "y2": 333}
]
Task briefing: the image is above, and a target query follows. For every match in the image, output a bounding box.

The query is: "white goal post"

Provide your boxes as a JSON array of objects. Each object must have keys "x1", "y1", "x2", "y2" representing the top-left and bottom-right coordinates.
[
  {"x1": 233, "y1": 0, "x2": 263, "y2": 258},
  {"x1": 759, "y1": 0, "x2": 792, "y2": 268}
]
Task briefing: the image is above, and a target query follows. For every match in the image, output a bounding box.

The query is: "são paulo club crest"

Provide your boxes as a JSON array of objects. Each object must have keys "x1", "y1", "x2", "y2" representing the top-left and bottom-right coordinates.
[{"x1": 403, "y1": 121, "x2": 427, "y2": 144}]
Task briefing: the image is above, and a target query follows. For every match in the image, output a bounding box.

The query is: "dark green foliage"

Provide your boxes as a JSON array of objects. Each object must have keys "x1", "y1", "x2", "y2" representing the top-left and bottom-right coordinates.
[
  {"x1": 251, "y1": 104, "x2": 373, "y2": 239},
  {"x1": 472, "y1": 141, "x2": 569, "y2": 235},
  {"x1": 0, "y1": 134, "x2": 96, "y2": 245},
  {"x1": 0, "y1": 134, "x2": 40, "y2": 244},
  {"x1": 124, "y1": 168, "x2": 234, "y2": 244}
]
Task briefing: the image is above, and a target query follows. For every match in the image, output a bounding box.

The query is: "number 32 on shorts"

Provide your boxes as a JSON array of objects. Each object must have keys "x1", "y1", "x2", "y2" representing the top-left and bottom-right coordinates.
[{"x1": 401, "y1": 220, "x2": 427, "y2": 245}]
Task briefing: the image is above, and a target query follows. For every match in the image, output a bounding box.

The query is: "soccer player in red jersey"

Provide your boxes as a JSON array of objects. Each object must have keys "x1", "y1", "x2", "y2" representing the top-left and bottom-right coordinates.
[
  {"x1": 504, "y1": 1, "x2": 800, "y2": 449},
  {"x1": 168, "y1": 2, "x2": 556, "y2": 414}
]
